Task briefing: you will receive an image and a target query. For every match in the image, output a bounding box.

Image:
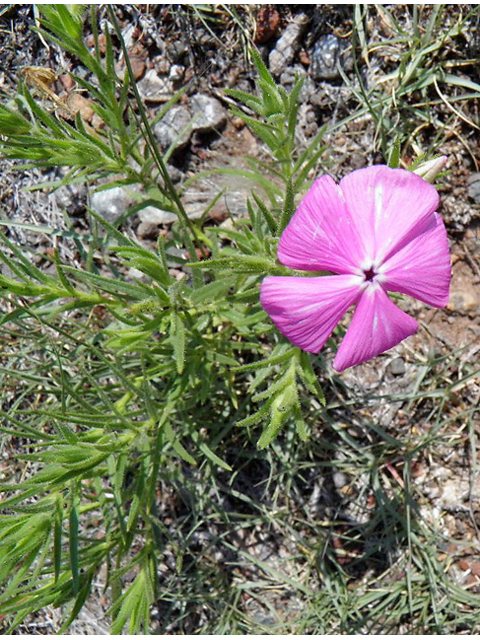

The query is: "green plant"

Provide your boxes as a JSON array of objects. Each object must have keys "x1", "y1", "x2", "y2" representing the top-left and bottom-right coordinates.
[
  {"x1": 0, "y1": 5, "x2": 328, "y2": 631},
  {"x1": 342, "y1": 4, "x2": 480, "y2": 161},
  {"x1": 1, "y1": 5, "x2": 479, "y2": 635}
]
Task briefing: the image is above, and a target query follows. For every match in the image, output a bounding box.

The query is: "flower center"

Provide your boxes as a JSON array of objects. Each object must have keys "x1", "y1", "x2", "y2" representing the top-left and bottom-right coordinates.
[{"x1": 363, "y1": 267, "x2": 377, "y2": 282}]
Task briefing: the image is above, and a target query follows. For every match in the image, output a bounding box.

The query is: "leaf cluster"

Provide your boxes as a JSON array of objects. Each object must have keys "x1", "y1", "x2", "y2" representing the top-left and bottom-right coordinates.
[{"x1": 225, "y1": 48, "x2": 328, "y2": 232}]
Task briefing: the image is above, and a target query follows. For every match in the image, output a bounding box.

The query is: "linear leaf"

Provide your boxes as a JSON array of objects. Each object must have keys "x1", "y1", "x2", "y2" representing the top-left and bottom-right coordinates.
[
  {"x1": 170, "y1": 313, "x2": 185, "y2": 375},
  {"x1": 68, "y1": 506, "x2": 80, "y2": 596}
]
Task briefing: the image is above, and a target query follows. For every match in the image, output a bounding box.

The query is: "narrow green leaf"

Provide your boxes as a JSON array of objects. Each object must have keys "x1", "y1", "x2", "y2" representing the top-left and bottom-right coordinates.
[
  {"x1": 198, "y1": 442, "x2": 232, "y2": 471},
  {"x1": 164, "y1": 422, "x2": 197, "y2": 465},
  {"x1": 190, "y1": 254, "x2": 275, "y2": 274},
  {"x1": 53, "y1": 502, "x2": 62, "y2": 583},
  {"x1": 236, "y1": 398, "x2": 273, "y2": 428},
  {"x1": 69, "y1": 506, "x2": 80, "y2": 596},
  {"x1": 190, "y1": 276, "x2": 235, "y2": 305},
  {"x1": 232, "y1": 346, "x2": 296, "y2": 372},
  {"x1": 170, "y1": 313, "x2": 186, "y2": 374},
  {"x1": 57, "y1": 570, "x2": 95, "y2": 634},
  {"x1": 224, "y1": 88, "x2": 263, "y2": 114},
  {"x1": 388, "y1": 137, "x2": 402, "y2": 168},
  {"x1": 297, "y1": 350, "x2": 326, "y2": 404},
  {"x1": 257, "y1": 385, "x2": 297, "y2": 449}
]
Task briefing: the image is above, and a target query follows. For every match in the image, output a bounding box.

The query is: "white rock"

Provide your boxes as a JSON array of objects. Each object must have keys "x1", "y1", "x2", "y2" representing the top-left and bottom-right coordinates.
[
  {"x1": 138, "y1": 205, "x2": 178, "y2": 226},
  {"x1": 190, "y1": 94, "x2": 227, "y2": 134},
  {"x1": 90, "y1": 187, "x2": 132, "y2": 223},
  {"x1": 153, "y1": 105, "x2": 192, "y2": 151},
  {"x1": 137, "y1": 68, "x2": 173, "y2": 103},
  {"x1": 169, "y1": 64, "x2": 185, "y2": 82}
]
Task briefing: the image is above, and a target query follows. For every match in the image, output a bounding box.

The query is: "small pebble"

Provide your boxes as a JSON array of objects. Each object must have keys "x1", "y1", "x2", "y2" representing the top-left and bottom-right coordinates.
[
  {"x1": 231, "y1": 116, "x2": 245, "y2": 130},
  {"x1": 299, "y1": 49, "x2": 310, "y2": 66},
  {"x1": 58, "y1": 74, "x2": 74, "y2": 90},
  {"x1": 268, "y1": 14, "x2": 309, "y2": 76},
  {"x1": 389, "y1": 357, "x2": 406, "y2": 376},
  {"x1": 448, "y1": 291, "x2": 479, "y2": 315},
  {"x1": 458, "y1": 559, "x2": 470, "y2": 571},
  {"x1": 153, "y1": 105, "x2": 192, "y2": 151},
  {"x1": 138, "y1": 69, "x2": 173, "y2": 103},
  {"x1": 254, "y1": 5, "x2": 280, "y2": 44},
  {"x1": 310, "y1": 34, "x2": 345, "y2": 80},
  {"x1": 65, "y1": 93, "x2": 95, "y2": 123},
  {"x1": 190, "y1": 94, "x2": 227, "y2": 134},
  {"x1": 169, "y1": 64, "x2": 185, "y2": 83},
  {"x1": 129, "y1": 55, "x2": 146, "y2": 81},
  {"x1": 90, "y1": 186, "x2": 132, "y2": 223},
  {"x1": 467, "y1": 173, "x2": 480, "y2": 203},
  {"x1": 332, "y1": 471, "x2": 348, "y2": 489}
]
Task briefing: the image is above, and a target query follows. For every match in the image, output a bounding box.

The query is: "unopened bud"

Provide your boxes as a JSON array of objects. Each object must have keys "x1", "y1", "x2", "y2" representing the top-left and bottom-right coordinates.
[{"x1": 413, "y1": 156, "x2": 447, "y2": 183}]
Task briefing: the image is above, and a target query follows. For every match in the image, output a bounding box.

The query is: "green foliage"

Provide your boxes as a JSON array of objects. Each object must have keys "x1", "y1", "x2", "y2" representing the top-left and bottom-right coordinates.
[
  {"x1": 0, "y1": 5, "x2": 329, "y2": 632},
  {"x1": 225, "y1": 48, "x2": 328, "y2": 232},
  {"x1": 345, "y1": 4, "x2": 480, "y2": 158},
  {"x1": 1, "y1": 4, "x2": 477, "y2": 635}
]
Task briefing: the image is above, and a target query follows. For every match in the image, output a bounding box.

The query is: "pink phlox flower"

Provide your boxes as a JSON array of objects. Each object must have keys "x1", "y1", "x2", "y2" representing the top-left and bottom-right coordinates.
[{"x1": 260, "y1": 165, "x2": 451, "y2": 372}]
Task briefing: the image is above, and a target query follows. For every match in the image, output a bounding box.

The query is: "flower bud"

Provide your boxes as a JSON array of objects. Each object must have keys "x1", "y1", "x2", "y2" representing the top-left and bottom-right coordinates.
[{"x1": 413, "y1": 156, "x2": 447, "y2": 183}]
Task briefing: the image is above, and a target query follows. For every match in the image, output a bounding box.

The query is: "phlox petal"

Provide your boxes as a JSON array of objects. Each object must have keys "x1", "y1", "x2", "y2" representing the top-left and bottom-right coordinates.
[
  {"x1": 260, "y1": 275, "x2": 364, "y2": 354},
  {"x1": 339, "y1": 166, "x2": 439, "y2": 265},
  {"x1": 333, "y1": 285, "x2": 418, "y2": 372},
  {"x1": 278, "y1": 175, "x2": 366, "y2": 274},
  {"x1": 381, "y1": 213, "x2": 450, "y2": 307}
]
